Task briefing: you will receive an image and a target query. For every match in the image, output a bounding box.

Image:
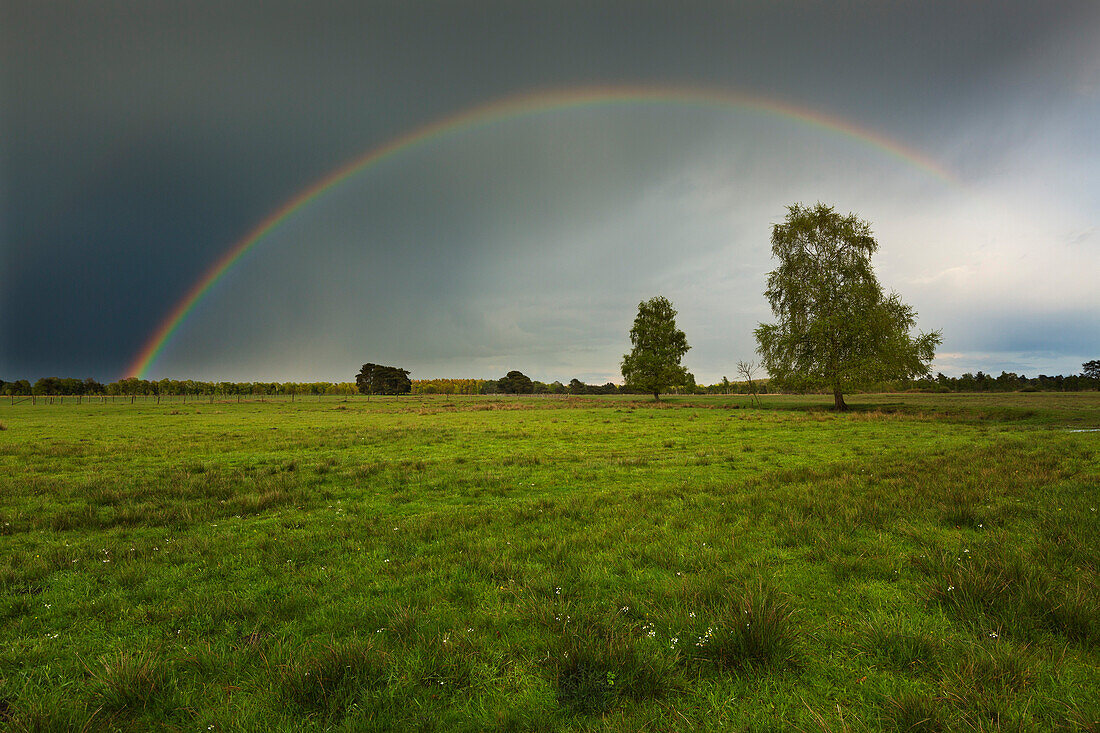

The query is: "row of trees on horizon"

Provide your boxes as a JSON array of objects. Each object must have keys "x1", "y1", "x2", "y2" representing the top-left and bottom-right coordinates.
[
  {"x1": 0, "y1": 374, "x2": 744, "y2": 398},
  {"x1": 4, "y1": 366, "x2": 1099, "y2": 399}
]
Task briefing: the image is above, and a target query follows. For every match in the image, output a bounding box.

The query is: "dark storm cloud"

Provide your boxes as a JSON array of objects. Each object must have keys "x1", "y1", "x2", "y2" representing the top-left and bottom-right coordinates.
[{"x1": 2, "y1": 1, "x2": 1098, "y2": 380}]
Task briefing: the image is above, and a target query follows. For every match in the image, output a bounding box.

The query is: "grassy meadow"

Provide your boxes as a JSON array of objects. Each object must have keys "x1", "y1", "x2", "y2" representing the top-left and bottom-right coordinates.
[{"x1": 1, "y1": 392, "x2": 1098, "y2": 731}]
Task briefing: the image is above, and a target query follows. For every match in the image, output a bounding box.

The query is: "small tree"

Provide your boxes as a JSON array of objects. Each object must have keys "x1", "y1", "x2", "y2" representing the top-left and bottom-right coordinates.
[
  {"x1": 1083, "y1": 360, "x2": 1100, "y2": 380},
  {"x1": 621, "y1": 295, "x2": 690, "y2": 401},
  {"x1": 737, "y1": 359, "x2": 761, "y2": 406},
  {"x1": 754, "y1": 203, "x2": 941, "y2": 411}
]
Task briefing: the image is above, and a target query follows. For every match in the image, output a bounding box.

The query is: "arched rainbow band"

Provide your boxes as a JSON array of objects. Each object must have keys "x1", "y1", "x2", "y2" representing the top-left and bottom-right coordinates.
[{"x1": 126, "y1": 85, "x2": 955, "y2": 378}]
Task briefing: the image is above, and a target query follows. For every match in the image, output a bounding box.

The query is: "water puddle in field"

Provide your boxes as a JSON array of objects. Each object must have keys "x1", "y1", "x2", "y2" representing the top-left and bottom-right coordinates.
[{"x1": 1065, "y1": 428, "x2": 1100, "y2": 432}]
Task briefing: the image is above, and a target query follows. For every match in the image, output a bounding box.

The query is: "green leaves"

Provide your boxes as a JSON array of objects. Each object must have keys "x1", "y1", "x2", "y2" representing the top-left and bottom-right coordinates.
[
  {"x1": 756, "y1": 203, "x2": 941, "y2": 408},
  {"x1": 621, "y1": 296, "x2": 690, "y2": 399}
]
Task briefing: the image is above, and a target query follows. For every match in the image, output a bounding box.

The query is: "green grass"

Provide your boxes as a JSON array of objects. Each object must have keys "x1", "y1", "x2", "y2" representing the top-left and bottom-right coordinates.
[{"x1": 0, "y1": 392, "x2": 1097, "y2": 730}]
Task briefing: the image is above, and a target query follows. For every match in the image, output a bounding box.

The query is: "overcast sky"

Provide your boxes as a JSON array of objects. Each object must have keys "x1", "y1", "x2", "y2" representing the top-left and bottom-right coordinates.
[{"x1": 3, "y1": 1, "x2": 1098, "y2": 384}]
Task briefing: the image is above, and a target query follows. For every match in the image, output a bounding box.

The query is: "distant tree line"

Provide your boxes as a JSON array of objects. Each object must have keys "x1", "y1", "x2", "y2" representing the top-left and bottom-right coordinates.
[
  {"x1": 478, "y1": 371, "x2": 746, "y2": 396},
  {"x1": 411, "y1": 379, "x2": 487, "y2": 395},
  {"x1": 2, "y1": 362, "x2": 1096, "y2": 399},
  {"x1": 925, "y1": 370, "x2": 1100, "y2": 393},
  {"x1": 0, "y1": 377, "x2": 359, "y2": 398},
  {"x1": 477, "y1": 371, "x2": 620, "y2": 395}
]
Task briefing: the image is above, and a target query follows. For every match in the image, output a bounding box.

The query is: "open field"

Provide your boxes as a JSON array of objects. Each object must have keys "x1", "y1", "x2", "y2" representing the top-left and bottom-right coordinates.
[{"x1": 1, "y1": 393, "x2": 1098, "y2": 731}]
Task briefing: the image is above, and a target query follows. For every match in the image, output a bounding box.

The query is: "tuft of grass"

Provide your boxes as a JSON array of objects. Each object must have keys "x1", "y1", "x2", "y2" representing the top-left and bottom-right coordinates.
[
  {"x1": 862, "y1": 617, "x2": 942, "y2": 673},
  {"x1": 883, "y1": 690, "x2": 946, "y2": 732},
  {"x1": 552, "y1": 620, "x2": 677, "y2": 715},
  {"x1": 1060, "y1": 696, "x2": 1100, "y2": 732},
  {"x1": 279, "y1": 639, "x2": 389, "y2": 715},
  {"x1": 694, "y1": 582, "x2": 799, "y2": 670},
  {"x1": 49, "y1": 504, "x2": 99, "y2": 532},
  {"x1": 1050, "y1": 583, "x2": 1100, "y2": 645},
  {"x1": 942, "y1": 639, "x2": 1035, "y2": 701},
  {"x1": 917, "y1": 543, "x2": 1099, "y2": 644},
  {"x1": 2, "y1": 697, "x2": 85, "y2": 732},
  {"x1": 87, "y1": 650, "x2": 166, "y2": 713},
  {"x1": 556, "y1": 657, "x2": 616, "y2": 715},
  {"x1": 412, "y1": 632, "x2": 476, "y2": 694},
  {"x1": 387, "y1": 604, "x2": 420, "y2": 641},
  {"x1": 938, "y1": 638, "x2": 1038, "y2": 730}
]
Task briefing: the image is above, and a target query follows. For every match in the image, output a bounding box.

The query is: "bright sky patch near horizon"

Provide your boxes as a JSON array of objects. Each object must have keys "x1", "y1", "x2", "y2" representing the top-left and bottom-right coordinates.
[{"x1": 3, "y1": 2, "x2": 1098, "y2": 384}]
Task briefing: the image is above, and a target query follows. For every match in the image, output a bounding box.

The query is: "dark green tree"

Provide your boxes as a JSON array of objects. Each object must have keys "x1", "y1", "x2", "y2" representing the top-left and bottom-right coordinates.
[
  {"x1": 621, "y1": 295, "x2": 690, "y2": 401},
  {"x1": 497, "y1": 370, "x2": 534, "y2": 394},
  {"x1": 754, "y1": 203, "x2": 941, "y2": 411},
  {"x1": 33, "y1": 377, "x2": 61, "y2": 395},
  {"x1": 355, "y1": 363, "x2": 411, "y2": 396},
  {"x1": 1083, "y1": 360, "x2": 1100, "y2": 380},
  {"x1": 381, "y1": 366, "x2": 411, "y2": 395}
]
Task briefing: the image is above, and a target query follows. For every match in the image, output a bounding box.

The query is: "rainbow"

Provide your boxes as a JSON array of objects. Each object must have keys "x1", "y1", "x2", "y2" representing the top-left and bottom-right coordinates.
[{"x1": 126, "y1": 84, "x2": 956, "y2": 379}]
